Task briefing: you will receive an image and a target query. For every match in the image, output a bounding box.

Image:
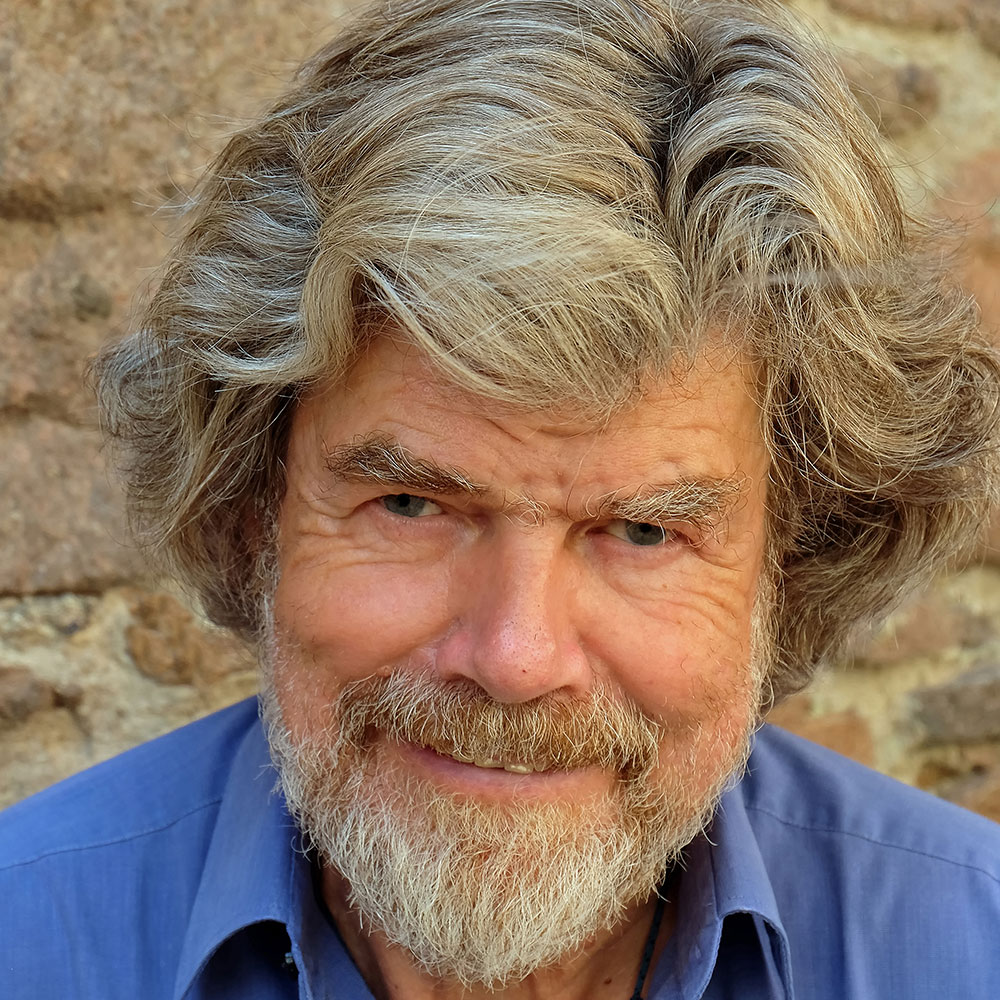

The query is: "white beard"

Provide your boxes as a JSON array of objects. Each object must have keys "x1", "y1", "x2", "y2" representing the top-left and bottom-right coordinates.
[{"x1": 259, "y1": 649, "x2": 762, "y2": 989}]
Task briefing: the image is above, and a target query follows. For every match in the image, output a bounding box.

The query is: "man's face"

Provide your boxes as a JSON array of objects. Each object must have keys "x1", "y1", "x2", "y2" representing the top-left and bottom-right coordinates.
[{"x1": 264, "y1": 333, "x2": 771, "y2": 985}]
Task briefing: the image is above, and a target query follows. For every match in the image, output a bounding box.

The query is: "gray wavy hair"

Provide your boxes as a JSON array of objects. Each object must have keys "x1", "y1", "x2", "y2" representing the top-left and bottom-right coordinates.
[{"x1": 93, "y1": 0, "x2": 1000, "y2": 702}]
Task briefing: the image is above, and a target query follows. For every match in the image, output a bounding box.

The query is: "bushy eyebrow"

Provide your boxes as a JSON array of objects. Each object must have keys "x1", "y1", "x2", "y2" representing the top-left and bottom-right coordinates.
[
  {"x1": 323, "y1": 433, "x2": 745, "y2": 529},
  {"x1": 323, "y1": 434, "x2": 488, "y2": 496},
  {"x1": 585, "y1": 478, "x2": 745, "y2": 532}
]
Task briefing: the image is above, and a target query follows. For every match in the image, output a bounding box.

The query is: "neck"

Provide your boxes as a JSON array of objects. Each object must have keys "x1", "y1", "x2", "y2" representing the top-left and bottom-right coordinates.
[{"x1": 319, "y1": 867, "x2": 675, "y2": 1000}]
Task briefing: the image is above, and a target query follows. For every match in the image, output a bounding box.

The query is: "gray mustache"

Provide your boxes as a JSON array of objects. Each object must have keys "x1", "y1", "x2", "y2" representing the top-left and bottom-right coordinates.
[{"x1": 333, "y1": 671, "x2": 663, "y2": 776}]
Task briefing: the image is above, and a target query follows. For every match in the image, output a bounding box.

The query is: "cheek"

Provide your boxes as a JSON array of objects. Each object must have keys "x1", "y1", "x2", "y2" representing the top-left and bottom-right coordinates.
[
  {"x1": 582, "y1": 564, "x2": 759, "y2": 724},
  {"x1": 272, "y1": 546, "x2": 456, "y2": 685}
]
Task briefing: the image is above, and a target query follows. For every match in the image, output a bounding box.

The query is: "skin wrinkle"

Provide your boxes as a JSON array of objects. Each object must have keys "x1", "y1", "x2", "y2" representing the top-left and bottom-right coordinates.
[
  {"x1": 265, "y1": 335, "x2": 770, "y2": 996},
  {"x1": 322, "y1": 431, "x2": 747, "y2": 534}
]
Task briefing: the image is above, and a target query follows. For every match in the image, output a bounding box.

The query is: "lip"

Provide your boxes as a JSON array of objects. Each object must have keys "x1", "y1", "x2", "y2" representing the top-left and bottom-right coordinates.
[{"x1": 389, "y1": 738, "x2": 610, "y2": 800}]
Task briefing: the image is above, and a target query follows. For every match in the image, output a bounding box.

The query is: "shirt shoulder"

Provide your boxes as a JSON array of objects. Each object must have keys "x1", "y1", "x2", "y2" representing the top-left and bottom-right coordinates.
[
  {"x1": 747, "y1": 723, "x2": 1000, "y2": 876},
  {"x1": 0, "y1": 698, "x2": 262, "y2": 1000},
  {"x1": 744, "y1": 724, "x2": 1000, "y2": 998},
  {"x1": 0, "y1": 697, "x2": 260, "y2": 868}
]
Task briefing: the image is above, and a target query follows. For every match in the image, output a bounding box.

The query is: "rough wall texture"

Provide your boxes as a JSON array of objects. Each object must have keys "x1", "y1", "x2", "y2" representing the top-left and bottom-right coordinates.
[{"x1": 3, "y1": 0, "x2": 1000, "y2": 821}]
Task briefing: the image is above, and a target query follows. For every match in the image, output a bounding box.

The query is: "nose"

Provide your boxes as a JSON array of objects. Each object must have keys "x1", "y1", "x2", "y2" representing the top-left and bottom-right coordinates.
[{"x1": 435, "y1": 526, "x2": 590, "y2": 703}]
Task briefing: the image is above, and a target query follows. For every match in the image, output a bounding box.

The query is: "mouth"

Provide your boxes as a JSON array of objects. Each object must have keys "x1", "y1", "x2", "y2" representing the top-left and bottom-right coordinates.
[
  {"x1": 390, "y1": 737, "x2": 614, "y2": 800},
  {"x1": 434, "y1": 747, "x2": 544, "y2": 775}
]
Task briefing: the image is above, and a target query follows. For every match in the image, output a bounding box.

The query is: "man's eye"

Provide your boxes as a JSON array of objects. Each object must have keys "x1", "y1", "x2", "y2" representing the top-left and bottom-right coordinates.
[
  {"x1": 606, "y1": 519, "x2": 670, "y2": 546},
  {"x1": 380, "y1": 494, "x2": 443, "y2": 518}
]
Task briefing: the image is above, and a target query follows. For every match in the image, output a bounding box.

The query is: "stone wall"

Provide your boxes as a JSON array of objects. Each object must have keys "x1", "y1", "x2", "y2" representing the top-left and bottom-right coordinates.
[{"x1": 3, "y1": 0, "x2": 1000, "y2": 818}]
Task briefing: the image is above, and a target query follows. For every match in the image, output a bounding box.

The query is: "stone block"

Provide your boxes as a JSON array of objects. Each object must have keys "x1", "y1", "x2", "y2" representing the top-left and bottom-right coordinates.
[
  {"x1": 0, "y1": 417, "x2": 145, "y2": 595},
  {"x1": 909, "y1": 663, "x2": 1000, "y2": 744},
  {"x1": 0, "y1": 213, "x2": 171, "y2": 423},
  {"x1": 0, "y1": 708, "x2": 93, "y2": 806},
  {"x1": 935, "y1": 149, "x2": 1000, "y2": 340},
  {"x1": 917, "y1": 745, "x2": 1000, "y2": 824},
  {"x1": 854, "y1": 587, "x2": 995, "y2": 666},
  {"x1": 2, "y1": 0, "x2": 341, "y2": 221},
  {"x1": 125, "y1": 589, "x2": 255, "y2": 686},
  {"x1": 766, "y1": 692, "x2": 876, "y2": 767},
  {"x1": 827, "y1": 0, "x2": 967, "y2": 30},
  {"x1": 0, "y1": 594, "x2": 97, "y2": 650},
  {"x1": 841, "y1": 54, "x2": 940, "y2": 138},
  {"x1": 0, "y1": 665, "x2": 81, "y2": 728},
  {"x1": 0, "y1": 667, "x2": 57, "y2": 726},
  {"x1": 969, "y1": 0, "x2": 1000, "y2": 55},
  {"x1": 0, "y1": 589, "x2": 257, "y2": 807},
  {"x1": 949, "y1": 774, "x2": 1000, "y2": 824}
]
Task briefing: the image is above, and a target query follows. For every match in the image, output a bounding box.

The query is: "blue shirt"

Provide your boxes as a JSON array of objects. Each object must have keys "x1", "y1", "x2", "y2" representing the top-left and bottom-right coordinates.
[{"x1": 2, "y1": 697, "x2": 999, "y2": 999}]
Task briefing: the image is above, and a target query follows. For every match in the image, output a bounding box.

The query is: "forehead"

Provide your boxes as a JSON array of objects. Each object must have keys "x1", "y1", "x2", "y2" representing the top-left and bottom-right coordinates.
[{"x1": 292, "y1": 336, "x2": 766, "y2": 500}]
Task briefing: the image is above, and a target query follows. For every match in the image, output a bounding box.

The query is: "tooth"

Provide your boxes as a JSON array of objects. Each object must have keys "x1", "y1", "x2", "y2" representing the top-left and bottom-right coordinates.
[
  {"x1": 474, "y1": 757, "x2": 503, "y2": 768},
  {"x1": 503, "y1": 763, "x2": 534, "y2": 774}
]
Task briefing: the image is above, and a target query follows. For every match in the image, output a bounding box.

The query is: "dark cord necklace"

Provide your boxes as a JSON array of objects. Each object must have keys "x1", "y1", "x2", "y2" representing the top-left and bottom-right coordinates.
[{"x1": 628, "y1": 892, "x2": 667, "y2": 1000}]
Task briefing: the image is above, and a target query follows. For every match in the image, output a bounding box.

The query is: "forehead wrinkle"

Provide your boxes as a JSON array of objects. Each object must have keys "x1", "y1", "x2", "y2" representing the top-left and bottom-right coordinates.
[{"x1": 322, "y1": 433, "x2": 488, "y2": 495}]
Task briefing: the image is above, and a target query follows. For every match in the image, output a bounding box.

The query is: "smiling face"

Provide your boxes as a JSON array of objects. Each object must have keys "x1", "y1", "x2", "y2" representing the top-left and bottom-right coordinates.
[{"x1": 262, "y1": 333, "x2": 772, "y2": 986}]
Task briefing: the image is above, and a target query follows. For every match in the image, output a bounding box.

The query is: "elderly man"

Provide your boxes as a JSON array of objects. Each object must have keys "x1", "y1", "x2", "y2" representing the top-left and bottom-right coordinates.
[{"x1": 3, "y1": 0, "x2": 1000, "y2": 997}]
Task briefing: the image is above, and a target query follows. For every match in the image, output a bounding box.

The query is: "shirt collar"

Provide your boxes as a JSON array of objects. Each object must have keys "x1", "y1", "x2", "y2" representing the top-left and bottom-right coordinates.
[
  {"x1": 174, "y1": 715, "x2": 793, "y2": 1000},
  {"x1": 650, "y1": 748, "x2": 794, "y2": 999},
  {"x1": 173, "y1": 708, "x2": 305, "y2": 1000}
]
